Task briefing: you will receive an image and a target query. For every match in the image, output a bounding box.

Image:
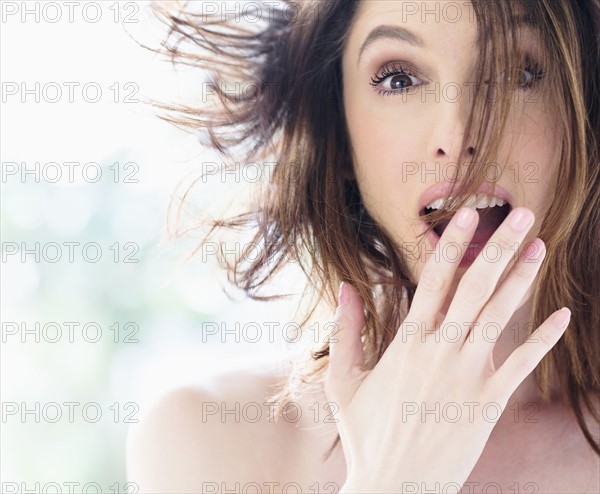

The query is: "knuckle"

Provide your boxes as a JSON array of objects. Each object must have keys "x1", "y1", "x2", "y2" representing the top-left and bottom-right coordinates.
[
  {"x1": 535, "y1": 328, "x2": 554, "y2": 349},
  {"x1": 512, "y1": 354, "x2": 532, "y2": 375},
  {"x1": 392, "y1": 319, "x2": 425, "y2": 347},
  {"x1": 441, "y1": 231, "x2": 463, "y2": 248},
  {"x1": 418, "y1": 264, "x2": 447, "y2": 293},
  {"x1": 331, "y1": 313, "x2": 348, "y2": 335},
  {"x1": 479, "y1": 303, "x2": 505, "y2": 325},
  {"x1": 458, "y1": 275, "x2": 490, "y2": 304},
  {"x1": 492, "y1": 230, "x2": 514, "y2": 253},
  {"x1": 508, "y1": 348, "x2": 532, "y2": 376},
  {"x1": 328, "y1": 318, "x2": 343, "y2": 337},
  {"x1": 512, "y1": 261, "x2": 534, "y2": 282}
]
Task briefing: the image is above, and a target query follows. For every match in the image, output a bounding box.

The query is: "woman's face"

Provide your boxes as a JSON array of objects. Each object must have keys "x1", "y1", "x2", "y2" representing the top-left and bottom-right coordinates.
[{"x1": 342, "y1": 0, "x2": 561, "y2": 296}]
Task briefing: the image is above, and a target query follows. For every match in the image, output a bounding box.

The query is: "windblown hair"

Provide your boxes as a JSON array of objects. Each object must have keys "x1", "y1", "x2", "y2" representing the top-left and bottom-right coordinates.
[{"x1": 146, "y1": 0, "x2": 600, "y2": 457}]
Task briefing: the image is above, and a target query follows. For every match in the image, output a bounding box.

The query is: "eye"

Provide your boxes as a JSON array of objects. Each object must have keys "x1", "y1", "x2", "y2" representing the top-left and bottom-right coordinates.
[
  {"x1": 488, "y1": 55, "x2": 545, "y2": 90},
  {"x1": 370, "y1": 62, "x2": 425, "y2": 96},
  {"x1": 510, "y1": 64, "x2": 545, "y2": 89}
]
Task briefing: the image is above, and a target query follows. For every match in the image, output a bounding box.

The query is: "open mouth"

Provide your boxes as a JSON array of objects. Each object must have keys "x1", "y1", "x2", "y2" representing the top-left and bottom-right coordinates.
[{"x1": 419, "y1": 193, "x2": 513, "y2": 265}]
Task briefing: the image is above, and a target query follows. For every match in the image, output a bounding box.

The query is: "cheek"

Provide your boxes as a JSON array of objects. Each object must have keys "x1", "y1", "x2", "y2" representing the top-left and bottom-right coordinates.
[
  {"x1": 343, "y1": 82, "x2": 433, "y2": 268},
  {"x1": 346, "y1": 117, "x2": 415, "y2": 222},
  {"x1": 345, "y1": 113, "x2": 428, "y2": 278},
  {"x1": 344, "y1": 98, "x2": 423, "y2": 206},
  {"x1": 502, "y1": 111, "x2": 561, "y2": 214}
]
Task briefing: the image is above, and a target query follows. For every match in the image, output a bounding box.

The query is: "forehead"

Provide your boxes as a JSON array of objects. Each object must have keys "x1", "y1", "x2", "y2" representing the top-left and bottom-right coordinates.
[
  {"x1": 345, "y1": 1, "x2": 479, "y2": 63},
  {"x1": 344, "y1": 0, "x2": 545, "y2": 65}
]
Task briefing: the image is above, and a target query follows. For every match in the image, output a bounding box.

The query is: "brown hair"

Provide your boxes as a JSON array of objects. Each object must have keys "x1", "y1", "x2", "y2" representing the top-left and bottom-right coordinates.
[{"x1": 144, "y1": 0, "x2": 600, "y2": 457}]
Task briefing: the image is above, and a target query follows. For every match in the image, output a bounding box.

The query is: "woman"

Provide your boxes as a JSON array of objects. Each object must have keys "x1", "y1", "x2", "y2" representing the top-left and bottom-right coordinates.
[{"x1": 127, "y1": 1, "x2": 600, "y2": 492}]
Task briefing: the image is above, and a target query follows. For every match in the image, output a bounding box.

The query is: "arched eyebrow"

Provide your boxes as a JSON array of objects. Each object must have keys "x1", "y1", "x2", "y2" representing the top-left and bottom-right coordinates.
[
  {"x1": 357, "y1": 25, "x2": 425, "y2": 65},
  {"x1": 357, "y1": 15, "x2": 537, "y2": 66}
]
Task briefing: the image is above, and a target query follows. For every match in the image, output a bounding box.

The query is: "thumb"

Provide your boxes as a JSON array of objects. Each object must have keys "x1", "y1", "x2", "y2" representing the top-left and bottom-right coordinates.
[{"x1": 325, "y1": 282, "x2": 366, "y2": 404}]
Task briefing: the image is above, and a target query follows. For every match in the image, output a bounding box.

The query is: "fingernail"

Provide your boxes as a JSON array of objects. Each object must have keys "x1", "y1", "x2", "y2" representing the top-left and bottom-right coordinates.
[
  {"x1": 455, "y1": 208, "x2": 475, "y2": 229},
  {"x1": 524, "y1": 240, "x2": 545, "y2": 261},
  {"x1": 509, "y1": 208, "x2": 534, "y2": 232},
  {"x1": 338, "y1": 281, "x2": 349, "y2": 306},
  {"x1": 555, "y1": 307, "x2": 571, "y2": 329}
]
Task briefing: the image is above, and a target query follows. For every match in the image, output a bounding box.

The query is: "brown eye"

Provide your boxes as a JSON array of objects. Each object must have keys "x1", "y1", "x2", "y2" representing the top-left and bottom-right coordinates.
[
  {"x1": 370, "y1": 62, "x2": 425, "y2": 96},
  {"x1": 515, "y1": 69, "x2": 528, "y2": 85},
  {"x1": 516, "y1": 65, "x2": 544, "y2": 88},
  {"x1": 389, "y1": 74, "x2": 415, "y2": 90},
  {"x1": 486, "y1": 67, "x2": 544, "y2": 89},
  {"x1": 491, "y1": 60, "x2": 544, "y2": 90},
  {"x1": 507, "y1": 67, "x2": 530, "y2": 85}
]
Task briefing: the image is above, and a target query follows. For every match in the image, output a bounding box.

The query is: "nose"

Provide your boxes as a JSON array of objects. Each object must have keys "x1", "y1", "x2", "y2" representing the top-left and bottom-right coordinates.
[
  {"x1": 431, "y1": 97, "x2": 476, "y2": 163},
  {"x1": 435, "y1": 140, "x2": 476, "y2": 161}
]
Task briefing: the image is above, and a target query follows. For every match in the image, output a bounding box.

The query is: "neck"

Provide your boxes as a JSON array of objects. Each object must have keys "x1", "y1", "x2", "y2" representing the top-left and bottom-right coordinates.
[
  {"x1": 299, "y1": 290, "x2": 566, "y2": 433},
  {"x1": 492, "y1": 296, "x2": 565, "y2": 427},
  {"x1": 437, "y1": 271, "x2": 559, "y2": 407}
]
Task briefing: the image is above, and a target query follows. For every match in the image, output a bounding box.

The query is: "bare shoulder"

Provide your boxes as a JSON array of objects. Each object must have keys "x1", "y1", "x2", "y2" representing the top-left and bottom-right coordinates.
[{"x1": 126, "y1": 359, "x2": 295, "y2": 494}]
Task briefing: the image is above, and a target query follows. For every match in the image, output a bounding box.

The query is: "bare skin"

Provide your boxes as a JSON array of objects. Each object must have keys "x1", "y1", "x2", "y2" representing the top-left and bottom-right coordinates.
[
  {"x1": 127, "y1": 1, "x2": 599, "y2": 491},
  {"x1": 126, "y1": 210, "x2": 599, "y2": 493},
  {"x1": 126, "y1": 354, "x2": 599, "y2": 493}
]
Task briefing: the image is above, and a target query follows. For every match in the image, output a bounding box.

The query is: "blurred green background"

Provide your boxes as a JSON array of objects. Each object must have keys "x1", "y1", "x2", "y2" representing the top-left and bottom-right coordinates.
[{"x1": 1, "y1": 2, "x2": 301, "y2": 489}]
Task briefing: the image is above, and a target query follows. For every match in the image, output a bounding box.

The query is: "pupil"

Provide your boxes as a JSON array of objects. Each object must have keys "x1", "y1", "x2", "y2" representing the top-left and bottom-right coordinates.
[
  {"x1": 391, "y1": 74, "x2": 411, "y2": 89},
  {"x1": 509, "y1": 68, "x2": 530, "y2": 86}
]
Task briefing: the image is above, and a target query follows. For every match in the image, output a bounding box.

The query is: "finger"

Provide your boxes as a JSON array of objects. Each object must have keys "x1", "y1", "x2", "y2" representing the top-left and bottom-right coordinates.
[
  {"x1": 462, "y1": 238, "x2": 546, "y2": 355},
  {"x1": 325, "y1": 282, "x2": 366, "y2": 408},
  {"x1": 491, "y1": 308, "x2": 571, "y2": 400},
  {"x1": 408, "y1": 207, "x2": 479, "y2": 327},
  {"x1": 443, "y1": 207, "x2": 535, "y2": 344}
]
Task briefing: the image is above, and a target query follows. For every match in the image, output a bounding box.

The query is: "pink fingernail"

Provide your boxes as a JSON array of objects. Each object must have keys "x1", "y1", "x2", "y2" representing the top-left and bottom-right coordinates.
[
  {"x1": 455, "y1": 208, "x2": 475, "y2": 229},
  {"x1": 524, "y1": 240, "x2": 545, "y2": 261},
  {"x1": 555, "y1": 307, "x2": 571, "y2": 329},
  {"x1": 509, "y1": 208, "x2": 534, "y2": 232},
  {"x1": 338, "y1": 281, "x2": 349, "y2": 306}
]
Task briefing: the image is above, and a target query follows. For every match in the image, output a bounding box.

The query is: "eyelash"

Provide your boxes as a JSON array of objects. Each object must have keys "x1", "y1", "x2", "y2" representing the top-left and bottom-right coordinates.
[
  {"x1": 509, "y1": 57, "x2": 545, "y2": 90},
  {"x1": 370, "y1": 62, "x2": 421, "y2": 97},
  {"x1": 369, "y1": 58, "x2": 545, "y2": 97}
]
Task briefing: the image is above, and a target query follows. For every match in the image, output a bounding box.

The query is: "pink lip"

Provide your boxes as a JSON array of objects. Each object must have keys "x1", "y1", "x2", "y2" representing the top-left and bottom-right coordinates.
[
  {"x1": 417, "y1": 182, "x2": 515, "y2": 266},
  {"x1": 417, "y1": 181, "x2": 514, "y2": 215},
  {"x1": 419, "y1": 219, "x2": 492, "y2": 268}
]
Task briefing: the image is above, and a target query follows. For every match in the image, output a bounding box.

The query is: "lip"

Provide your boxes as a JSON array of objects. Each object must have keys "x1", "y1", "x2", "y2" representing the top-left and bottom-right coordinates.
[
  {"x1": 417, "y1": 181, "x2": 514, "y2": 215},
  {"x1": 417, "y1": 182, "x2": 515, "y2": 265}
]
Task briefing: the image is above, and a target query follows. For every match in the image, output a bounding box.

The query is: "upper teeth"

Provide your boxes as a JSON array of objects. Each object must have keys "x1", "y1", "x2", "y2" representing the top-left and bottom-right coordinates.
[{"x1": 425, "y1": 193, "x2": 506, "y2": 210}]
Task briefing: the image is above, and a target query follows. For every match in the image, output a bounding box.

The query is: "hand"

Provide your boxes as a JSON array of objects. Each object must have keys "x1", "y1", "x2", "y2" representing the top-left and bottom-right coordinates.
[{"x1": 325, "y1": 207, "x2": 571, "y2": 493}]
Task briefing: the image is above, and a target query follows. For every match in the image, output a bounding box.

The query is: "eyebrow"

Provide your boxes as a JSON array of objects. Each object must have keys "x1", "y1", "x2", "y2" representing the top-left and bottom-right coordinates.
[
  {"x1": 356, "y1": 15, "x2": 537, "y2": 66},
  {"x1": 357, "y1": 25, "x2": 425, "y2": 64}
]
